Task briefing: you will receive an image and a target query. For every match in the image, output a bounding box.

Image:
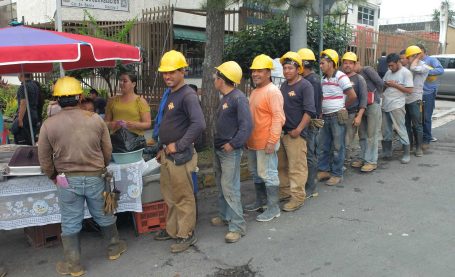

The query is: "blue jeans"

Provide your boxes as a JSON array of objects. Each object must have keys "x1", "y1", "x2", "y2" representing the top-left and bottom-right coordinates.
[
  {"x1": 248, "y1": 143, "x2": 280, "y2": 188},
  {"x1": 382, "y1": 107, "x2": 410, "y2": 145},
  {"x1": 306, "y1": 126, "x2": 319, "y2": 194},
  {"x1": 213, "y1": 149, "x2": 245, "y2": 234},
  {"x1": 422, "y1": 91, "x2": 435, "y2": 143},
  {"x1": 57, "y1": 176, "x2": 116, "y2": 236},
  {"x1": 359, "y1": 103, "x2": 382, "y2": 164},
  {"x1": 317, "y1": 115, "x2": 346, "y2": 177},
  {"x1": 405, "y1": 100, "x2": 423, "y2": 146}
]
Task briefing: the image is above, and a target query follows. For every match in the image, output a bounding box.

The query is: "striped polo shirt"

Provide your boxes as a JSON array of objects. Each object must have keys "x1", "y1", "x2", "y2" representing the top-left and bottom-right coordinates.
[{"x1": 321, "y1": 70, "x2": 352, "y2": 114}]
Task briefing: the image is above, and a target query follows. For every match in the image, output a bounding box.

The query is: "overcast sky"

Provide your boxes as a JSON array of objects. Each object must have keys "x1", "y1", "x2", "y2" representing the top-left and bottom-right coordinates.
[{"x1": 380, "y1": 0, "x2": 446, "y2": 19}]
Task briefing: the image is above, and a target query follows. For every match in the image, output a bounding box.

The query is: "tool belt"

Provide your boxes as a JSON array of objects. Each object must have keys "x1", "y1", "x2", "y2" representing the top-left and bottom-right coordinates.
[
  {"x1": 336, "y1": 109, "x2": 349, "y2": 125},
  {"x1": 65, "y1": 169, "x2": 105, "y2": 177},
  {"x1": 310, "y1": 118, "x2": 324, "y2": 129}
]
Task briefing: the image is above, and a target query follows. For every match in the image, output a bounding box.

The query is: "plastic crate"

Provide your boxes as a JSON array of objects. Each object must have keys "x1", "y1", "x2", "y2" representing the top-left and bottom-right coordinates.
[
  {"x1": 24, "y1": 223, "x2": 61, "y2": 248},
  {"x1": 134, "y1": 200, "x2": 168, "y2": 234}
]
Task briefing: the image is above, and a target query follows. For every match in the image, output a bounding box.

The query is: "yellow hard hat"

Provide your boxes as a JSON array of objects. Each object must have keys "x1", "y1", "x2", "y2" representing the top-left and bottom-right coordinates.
[
  {"x1": 280, "y1": 51, "x2": 303, "y2": 74},
  {"x1": 297, "y1": 48, "x2": 316, "y2": 61},
  {"x1": 53, "y1": 76, "x2": 83, "y2": 97},
  {"x1": 158, "y1": 50, "x2": 189, "y2": 72},
  {"x1": 342, "y1": 52, "x2": 358, "y2": 62},
  {"x1": 250, "y1": 54, "x2": 274, "y2": 70},
  {"x1": 320, "y1": 49, "x2": 339, "y2": 66},
  {"x1": 215, "y1": 61, "x2": 243, "y2": 84},
  {"x1": 405, "y1": 45, "x2": 422, "y2": 58}
]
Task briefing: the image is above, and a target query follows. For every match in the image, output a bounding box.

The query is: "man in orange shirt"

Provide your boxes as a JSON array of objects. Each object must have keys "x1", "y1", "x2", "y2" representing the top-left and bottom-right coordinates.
[{"x1": 244, "y1": 54, "x2": 286, "y2": 222}]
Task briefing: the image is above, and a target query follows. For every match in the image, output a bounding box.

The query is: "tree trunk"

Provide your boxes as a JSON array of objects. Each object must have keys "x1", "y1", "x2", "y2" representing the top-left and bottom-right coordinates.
[{"x1": 201, "y1": 0, "x2": 225, "y2": 147}]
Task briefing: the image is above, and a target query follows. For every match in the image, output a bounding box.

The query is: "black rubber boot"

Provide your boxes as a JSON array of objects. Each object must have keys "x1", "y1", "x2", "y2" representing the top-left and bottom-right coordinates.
[
  {"x1": 401, "y1": 145, "x2": 411, "y2": 164},
  {"x1": 415, "y1": 133, "x2": 423, "y2": 157},
  {"x1": 244, "y1": 182, "x2": 267, "y2": 212},
  {"x1": 256, "y1": 186, "x2": 281, "y2": 222},
  {"x1": 382, "y1": 140, "x2": 393, "y2": 160},
  {"x1": 100, "y1": 224, "x2": 127, "y2": 260},
  {"x1": 56, "y1": 234, "x2": 85, "y2": 277}
]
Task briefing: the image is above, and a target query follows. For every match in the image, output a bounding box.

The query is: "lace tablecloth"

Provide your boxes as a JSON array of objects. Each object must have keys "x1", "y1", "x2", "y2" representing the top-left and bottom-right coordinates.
[{"x1": 0, "y1": 160, "x2": 144, "y2": 230}]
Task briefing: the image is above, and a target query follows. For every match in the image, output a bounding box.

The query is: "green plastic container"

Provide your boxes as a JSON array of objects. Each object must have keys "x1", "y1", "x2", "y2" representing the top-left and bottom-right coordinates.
[{"x1": 111, "y1": 149, "x2": 144, "y2": 164}]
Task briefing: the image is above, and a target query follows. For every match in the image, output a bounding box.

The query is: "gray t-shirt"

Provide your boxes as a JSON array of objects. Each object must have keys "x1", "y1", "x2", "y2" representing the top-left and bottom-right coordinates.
[
  {"x1": 382, "y1": 66, "x2": 413, "y2": 112},
  {"x1": 406, "y1": 60, "x2": 430, "y2": 104}
]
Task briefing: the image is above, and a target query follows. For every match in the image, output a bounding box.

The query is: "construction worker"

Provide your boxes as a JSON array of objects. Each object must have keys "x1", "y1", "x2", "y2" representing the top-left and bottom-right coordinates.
[
  {"x1": 154, "y1": 50, "x2": 206, "y2": 253},
  {"x1": 404, "y1": 45, "x2": 430, "y2": 157},
  {"x1": 416, "y1": 44, "x2": 444, "y2": 149},
  {"x1": 38, "y1": 76, "x2": 126, "y2": 277},
  {"x1": 277, "y1": 51, "x2": 315, "y2": 212},
  {"x1": 298, "y1": 48, "x2": 322, "y2": 197},
  {"x1": 244, "y1": 54, "x2": 285, "y2": 222},
  {"x1": 355, "y1": 57, "x2": 384, "y2": 172},
  {"x1": 341, "y1": 52, "x2": 368, "y2": 166},
  {"x1": 382, "y1": 53, "x2": 413, "y2": 163},
  {"x1": 211, "y1": 61, "x2": 253, "y2": 243},
  {"x1": 317, "y1": 49, "x2": 357, "y2": 186}
]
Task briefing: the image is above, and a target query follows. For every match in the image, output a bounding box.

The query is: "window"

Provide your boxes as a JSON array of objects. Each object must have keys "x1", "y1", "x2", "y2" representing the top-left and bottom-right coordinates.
[{"x1": 357, "y1": 6, "x2": 375, "y2": 26}]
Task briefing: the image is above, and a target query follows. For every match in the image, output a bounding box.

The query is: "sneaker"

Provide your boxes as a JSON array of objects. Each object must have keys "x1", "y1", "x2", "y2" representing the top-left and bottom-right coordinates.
[
  {"x1": 360, "y1": 163, "x2": 377, "y2": 172},
  {"x1": 210, "y1": 216, "x2": 228, "y2": 226},
  {"x1": 351, "y1": 160, "x2": 363, "y2": 168},
  {"x1": 326, "y1": 176, "x2": 342, "y2": 186},
  {"x1": 154, "y1": 230, "x2": 172, "y2": 241},
  {"x1": 282, "y1": 199, "x2": 304, "y2": 212},
  {"x1": 317, "y1": 171, "x2": 331, "y2": 181},
  {"x1": 225, "y1": 232, "x2": 242, "y2": 243},
  {"x1": 430, "y1": 137, "x2": 438, "y2": 142},
  {"x1": 170, "y1": 234, "x2": 197, "y2": 253}
]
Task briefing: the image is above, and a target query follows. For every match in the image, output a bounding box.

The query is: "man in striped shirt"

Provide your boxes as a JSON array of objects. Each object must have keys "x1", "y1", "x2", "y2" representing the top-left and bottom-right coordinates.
[{"x1": 317, "y1": 49, "x2": 357, "y2": 186}]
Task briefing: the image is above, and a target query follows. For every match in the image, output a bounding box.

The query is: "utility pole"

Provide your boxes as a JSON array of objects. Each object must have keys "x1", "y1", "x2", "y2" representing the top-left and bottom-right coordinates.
[
  {"x1": 439, "y1": 1, "x2": 449, "y2": 54},
  {"x1": 55, "y1": 0, "x2": 65, "y2": 77}
]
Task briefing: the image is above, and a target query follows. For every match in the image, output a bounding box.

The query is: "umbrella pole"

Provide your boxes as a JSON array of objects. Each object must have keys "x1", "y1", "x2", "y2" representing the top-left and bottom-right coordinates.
[{"x1": 20, "y1": 65, "x2": 36, "y2": 146}]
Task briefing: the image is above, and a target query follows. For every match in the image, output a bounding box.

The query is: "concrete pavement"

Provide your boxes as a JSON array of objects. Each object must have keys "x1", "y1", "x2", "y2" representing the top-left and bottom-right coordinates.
[{"x1": 1, "y1": 116, "x2": 455, "y2": 277}]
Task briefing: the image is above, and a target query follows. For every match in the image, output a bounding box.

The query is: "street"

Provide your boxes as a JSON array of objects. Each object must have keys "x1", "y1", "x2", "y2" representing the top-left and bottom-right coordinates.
[{"x1": 1, "y1": 100, "x2": 455, "y2": 277}]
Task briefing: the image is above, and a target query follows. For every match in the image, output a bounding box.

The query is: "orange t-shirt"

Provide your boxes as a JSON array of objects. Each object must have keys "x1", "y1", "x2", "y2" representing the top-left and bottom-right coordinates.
[{"x1": 247, "y1": 82, "x2": 285, "y2": 150}]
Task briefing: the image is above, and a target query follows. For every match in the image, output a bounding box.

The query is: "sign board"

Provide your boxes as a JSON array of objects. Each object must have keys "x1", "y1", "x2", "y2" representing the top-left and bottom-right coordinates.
[
  {"x1": 61, "y1": 0, "x2": 129, "y2": 12},
  {"x1": 0, "y1": 0, "x2": 12, "y2": 8}
]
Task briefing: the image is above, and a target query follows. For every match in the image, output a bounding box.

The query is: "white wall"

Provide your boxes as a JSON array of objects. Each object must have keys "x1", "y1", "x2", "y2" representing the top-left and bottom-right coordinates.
[{"x1": 346, "y1": 0, "x2": 381, "y2": 31}]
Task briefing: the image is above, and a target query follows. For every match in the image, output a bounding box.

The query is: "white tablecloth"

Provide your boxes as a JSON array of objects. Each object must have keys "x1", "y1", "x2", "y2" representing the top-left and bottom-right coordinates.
[{"x1": 0, "y1": 160, "x2": 144, "y2": 230}]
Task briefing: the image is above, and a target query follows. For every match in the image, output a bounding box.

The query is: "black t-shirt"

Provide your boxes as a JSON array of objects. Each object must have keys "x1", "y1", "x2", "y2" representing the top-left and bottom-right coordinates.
[
  {"x1": 304, "y1": 72, "x2": 323, "y2": 117},
  {"x1": 93, "y1": 97, "x2": 107, "y2": 114},
  {"x1": 16, "y1": 80, "x2": 40, "y2": 124}
]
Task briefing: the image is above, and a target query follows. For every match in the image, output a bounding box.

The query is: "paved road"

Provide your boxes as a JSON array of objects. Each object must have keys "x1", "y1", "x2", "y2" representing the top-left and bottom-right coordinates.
[{"x1": 1, "y1": 115, "x2": 455, "y2": 277}]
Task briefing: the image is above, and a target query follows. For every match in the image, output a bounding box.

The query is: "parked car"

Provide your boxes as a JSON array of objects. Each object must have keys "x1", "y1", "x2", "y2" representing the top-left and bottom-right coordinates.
[{"x1": 432, "y1": 54, "x2": 455, "y2": 97}]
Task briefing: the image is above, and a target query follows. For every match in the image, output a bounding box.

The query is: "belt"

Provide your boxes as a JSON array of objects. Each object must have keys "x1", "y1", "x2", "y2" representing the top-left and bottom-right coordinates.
[
  {"x1": 65, "y1": 169, "x2": 106, "y2": 177},
  {"x1": 347, "y1": 108, "x2": 359, "y2": 114},
  {"x1": 323, "y1": 111, "x2": 338, "y2": 118}
]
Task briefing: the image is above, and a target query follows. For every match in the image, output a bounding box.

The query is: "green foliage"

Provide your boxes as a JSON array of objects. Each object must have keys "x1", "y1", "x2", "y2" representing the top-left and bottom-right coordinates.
[
  {"x1": 0, "y1": 84, "x2": 18, "y2": 118},
  {"x1": 224, "y1": 15, "x2": 290, "y2": 73},
  {"x1": 224, "y1": 15, "x2": 352, "y2": 75}
]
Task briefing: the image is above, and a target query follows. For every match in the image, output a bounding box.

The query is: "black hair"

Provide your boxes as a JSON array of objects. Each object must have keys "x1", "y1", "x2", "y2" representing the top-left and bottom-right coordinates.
[
  {"x1": 216, "y1": 71, "x2": 235, "y2": 87},
  {"x1": 120, "y1": 72, "x2": 138, "y2": 94},
  {"x1": 381, "y1": 51, "x2": 386, "y2": 56},
  {"x1": 283, "y1": 58, "x2": 299, "y2": 69},
  {"x1": 416, "y1": 43, "x2": 426, "y2": 53},
  {"x1": 303, "y1": 60, "x2": 314, "y2": 69},
  {"x1": 89, "y1": 88, "x2": 99, "y2": 96},
  {"x1": 399, "y1": 49, "x2": 406, "y2": 55},
  {"x1": 58, "y1": 95, "x2": 80, "y2": 108},
  {"x1": 23, "y1": 73, "x2": 32, "y2": 79},
  {"x1": 81, "y1": 97, "x2": 94, "y2": 105},
  {"x1": 386, "y1": 53, "x2": 400, "y2": 64},
  {"x1": 188, "y1": 84, "x2": 198, "y2": 92}
]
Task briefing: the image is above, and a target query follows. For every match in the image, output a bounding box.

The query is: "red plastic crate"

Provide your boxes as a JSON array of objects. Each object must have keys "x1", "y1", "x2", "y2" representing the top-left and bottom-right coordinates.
[
  {"x1": 134, "y1": 200, "x2": 168, "y2": 234},
  {"x1": 24, "y1": 223, "x2": 61, "y2": 248}
]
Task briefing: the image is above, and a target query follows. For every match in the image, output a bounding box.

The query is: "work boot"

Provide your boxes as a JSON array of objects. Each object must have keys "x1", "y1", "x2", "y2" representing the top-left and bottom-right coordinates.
[
  {"x1": 56, "y1": 234, "x2": 85, "y2": 277},
  {"x1": 282, "y1": 199, "x2": 304, "y2": 212},
  {"x1": 170, "y1": 233, "x2": 197, "y2": 253},
  {"x1": 256, "y1": 186, "x2": 280, "y2": 222},
  {"x1": 244, "y1": 182, "x2": 267, "y2": 212},
  {"x1": 415, "y1": 133, "x2": 423, "y2": 157},
  {"x1": 351, "y1": 160, "x2": 363, "y2": 168},
  {"x1": 317, "y1": 171, "x2": 331, "y2": 181},
  {"x1": 422, "y1": 143, "x2": 430, "y2": 151},
  {"x1": 225, "y1": 232, "x2": 242, "y2": 243},
  {"x1": 401, "y1": 145, "x2": 411, "y2": 164},
  {"x1": 361, "y1": 163, "x2": 377, "y2": 172},
  {"x1": 100, "y1": 224, "x2": 127, "y2": 260},
  {"x1": 326, "y1": 176, "x2": 342, "y2": 186},
  {"x1": 279, "y1": 193, "x2": 291, "y2": 202},
  {"x1": 154, "y1": 229, "x2": 172, "y2": 241},
  {"x1": 210, "y1": 216, "x2": 228, "y2": 226},
  {"x1": 0, "y1": 266, "x2": 6, "y2": 277},
  {"x1": 381, "y1": 141, "x2": 393, "y2": 160}
]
